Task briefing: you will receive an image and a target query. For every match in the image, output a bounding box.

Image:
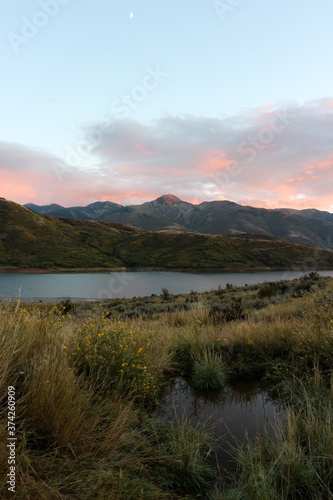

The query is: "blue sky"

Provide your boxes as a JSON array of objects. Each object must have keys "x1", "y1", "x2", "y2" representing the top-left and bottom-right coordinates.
[{"x1": 1, "y1": 0, "x2": 333, "y2": 209}]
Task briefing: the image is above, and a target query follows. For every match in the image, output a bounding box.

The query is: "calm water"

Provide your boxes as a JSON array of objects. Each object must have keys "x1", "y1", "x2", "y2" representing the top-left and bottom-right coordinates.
[
  {"x1": 1, "y1": 269, "x2": 333, "y2": 302},
  {"x1": 156, "y1": 377, "x2": 285, "y2": 473}
]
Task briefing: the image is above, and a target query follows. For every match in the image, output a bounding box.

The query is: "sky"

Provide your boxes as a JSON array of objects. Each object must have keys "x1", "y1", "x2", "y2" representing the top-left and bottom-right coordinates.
[{"x1": 1, "y1": 0, "x2": 333, "y2": 211}]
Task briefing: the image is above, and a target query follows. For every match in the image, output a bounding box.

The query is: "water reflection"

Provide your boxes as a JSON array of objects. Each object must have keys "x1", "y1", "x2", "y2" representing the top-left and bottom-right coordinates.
[{"x1": 156, "y1": 377, "x2": 285, "y2": 472}]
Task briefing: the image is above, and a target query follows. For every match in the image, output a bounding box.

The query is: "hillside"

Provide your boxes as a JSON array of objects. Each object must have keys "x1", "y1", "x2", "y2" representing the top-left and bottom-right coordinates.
[
  {"x1": 26, "y1": 195, "x2": 333, "y2": 250},
  {"x1": 2, "y1": 198, "x2": 333, "y2": 271}
]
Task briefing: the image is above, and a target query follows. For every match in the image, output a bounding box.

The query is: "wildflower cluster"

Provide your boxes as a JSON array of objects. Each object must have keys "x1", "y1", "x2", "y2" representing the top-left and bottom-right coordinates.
[{"x1": 69, "y1": 320, "x2": 158, "y2": 401}]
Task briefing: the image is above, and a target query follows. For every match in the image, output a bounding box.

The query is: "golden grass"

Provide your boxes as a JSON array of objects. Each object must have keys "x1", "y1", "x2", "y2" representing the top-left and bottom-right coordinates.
[{"x1": 0, "y1": 280, "x2": 332, "y2": 498}]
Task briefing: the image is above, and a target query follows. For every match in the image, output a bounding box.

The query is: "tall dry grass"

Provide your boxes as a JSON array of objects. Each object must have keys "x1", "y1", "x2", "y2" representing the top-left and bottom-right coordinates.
[
  {"x1": 0, "y1": 281, "x2": 332, "y2": 498},
  {"x1": 0, "y1": 303, "x2": 217, "y2": 498}
]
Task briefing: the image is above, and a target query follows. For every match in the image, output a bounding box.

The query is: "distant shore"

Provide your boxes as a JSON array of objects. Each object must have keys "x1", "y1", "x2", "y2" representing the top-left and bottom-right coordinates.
[
  {"x1": 0, "y1": 266, "x2": 264, "y2": 274},
  {"x1": 0, "y1": 266, "x2": 332, "y2": 275},
  {"x1": 0, "y1": 267, "x2": 127, "y2": 274}
]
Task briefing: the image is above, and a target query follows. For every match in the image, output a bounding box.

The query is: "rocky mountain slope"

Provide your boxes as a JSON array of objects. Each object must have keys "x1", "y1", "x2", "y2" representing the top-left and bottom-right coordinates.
[
  {"x1": 25, "y1": 195, "x2": 333, "y2": 250},
  {"x1": 2, "y1": 197, "x2": 333, "y2": 271}
]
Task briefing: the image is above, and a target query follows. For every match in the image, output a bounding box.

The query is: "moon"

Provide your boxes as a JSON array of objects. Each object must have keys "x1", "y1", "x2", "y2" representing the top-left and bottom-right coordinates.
[{"x1": 129, "y1": 12, "x2": 134, "y2": 19}]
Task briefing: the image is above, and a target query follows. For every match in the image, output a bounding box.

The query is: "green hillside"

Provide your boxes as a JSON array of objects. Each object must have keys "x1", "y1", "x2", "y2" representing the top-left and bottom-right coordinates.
[{"x1": 1, "y1": 198, "x2": 333, "y2": 271}]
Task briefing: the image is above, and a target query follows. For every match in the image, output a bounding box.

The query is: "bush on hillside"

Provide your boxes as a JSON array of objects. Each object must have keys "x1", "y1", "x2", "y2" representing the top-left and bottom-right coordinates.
[{"x1": 209, "y1": 297, "x2": 245, "y2": 323}]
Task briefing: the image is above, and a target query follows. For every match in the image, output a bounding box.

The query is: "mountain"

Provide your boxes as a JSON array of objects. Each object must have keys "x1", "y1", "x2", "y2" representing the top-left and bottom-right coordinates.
[
  {"x1": 25, "y1": 200, "x2": 127, "y2": 220},
  {"x1": 278, "y1": 208, "x2": 333, "y2": 224},
  {"x1": 185, "y1": 203, "x2": 333, "y2": 249},
  {"x1": 25, "y1": 196, "x2": 333, "y2": 250},
  {"x1": 25, "y1": 203, "x2": 64, "y2": 215},
  {"x1": 3, "y1": 198, "x2": 333, "y2": 271}
]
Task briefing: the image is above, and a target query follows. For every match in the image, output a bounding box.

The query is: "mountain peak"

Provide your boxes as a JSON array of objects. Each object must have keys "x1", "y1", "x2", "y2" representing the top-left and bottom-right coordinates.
[{"x1": 155, "y1": 194, "x2": 182, "y2": 204}]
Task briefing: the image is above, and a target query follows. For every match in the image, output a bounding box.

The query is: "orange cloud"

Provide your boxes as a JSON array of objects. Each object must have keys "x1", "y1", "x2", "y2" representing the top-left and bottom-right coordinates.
[
  {"x1": 308, "y1": 159, "x2": 333, "y2": 170},
  {"x1": 1, "y1": 179, "x2": 36, "y2": 200},
  {"x1": 2, "y1": 98, "x2": 333, "y2": 212},
  {"x1": 196, "y1": 150, "x2": 231, "y2": 172}
]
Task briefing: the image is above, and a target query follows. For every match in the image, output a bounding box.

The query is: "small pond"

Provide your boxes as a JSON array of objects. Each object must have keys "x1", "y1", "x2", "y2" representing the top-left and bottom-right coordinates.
[{"x1": 156, "y1": 377, "x2": 285, "y2": 473}]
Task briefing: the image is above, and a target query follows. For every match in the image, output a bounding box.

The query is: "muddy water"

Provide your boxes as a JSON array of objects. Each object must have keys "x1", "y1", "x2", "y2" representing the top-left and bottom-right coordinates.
[{"x1": 156, "y1": 377, "x2": 285, "y2": 473}]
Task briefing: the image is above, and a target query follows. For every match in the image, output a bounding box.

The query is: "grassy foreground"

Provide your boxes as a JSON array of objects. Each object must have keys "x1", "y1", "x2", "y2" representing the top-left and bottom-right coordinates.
[{"x1": 1, "y1": 273, "x2": 333, "y2": 499}]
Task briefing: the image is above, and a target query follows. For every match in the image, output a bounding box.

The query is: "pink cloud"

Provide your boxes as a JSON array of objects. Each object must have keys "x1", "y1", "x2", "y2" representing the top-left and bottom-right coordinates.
[
  {"x1": 196, "y1": 151, "x2": 230, "y2": 172},
  {"x1": 1, "y1": 178, "x2": 36, "y2": 200},
  {"x1": 1, "y1": 98, "x2": 333, "y2": 212}
]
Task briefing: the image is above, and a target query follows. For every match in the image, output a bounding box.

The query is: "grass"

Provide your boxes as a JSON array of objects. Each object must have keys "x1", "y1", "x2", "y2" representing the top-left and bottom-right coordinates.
[
  {"x1": 0, "y1": 274, "x2": 333, "y2": 498},
  {"x1": 218, "y1": 373, "x2": 333, "y2": 500},
  {"x1": 145, "y1": 417, "x2": 215, "y2": 495},
  {"x1": 191, "y1": 349, "x2": 228, "y2": 390}
]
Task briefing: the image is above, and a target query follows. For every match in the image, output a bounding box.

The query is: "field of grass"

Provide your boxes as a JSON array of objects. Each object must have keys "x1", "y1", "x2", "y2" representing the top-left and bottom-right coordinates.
[{"x1": 1, "y1": 273, "x2": 333, "y2": 499}]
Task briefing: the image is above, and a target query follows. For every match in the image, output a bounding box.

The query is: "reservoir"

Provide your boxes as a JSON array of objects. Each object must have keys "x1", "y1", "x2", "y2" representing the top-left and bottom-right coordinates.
[{"x1": 1, "y1": 269, "x2": 333, "y2": 302}]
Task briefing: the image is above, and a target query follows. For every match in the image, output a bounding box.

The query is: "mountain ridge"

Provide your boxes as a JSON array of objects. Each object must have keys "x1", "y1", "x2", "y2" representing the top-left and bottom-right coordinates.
[
  {"x1": 25, "y1": 196, "x2": 333, "y2": 250},
  {"x1": 2, "y1": 197, "x2": 333, "y2": 271}
]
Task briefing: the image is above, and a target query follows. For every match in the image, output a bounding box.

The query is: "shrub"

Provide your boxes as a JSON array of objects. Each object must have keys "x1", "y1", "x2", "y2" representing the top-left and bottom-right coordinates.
[
  {"x1": 122, "y1": 309, "x2": 140, "y2": 319},
  {"x1": 161, "y1": 288, "x2": 171, "y2": 301},
  {"x1": 291, "y1": 272, "x2": 321, "y2": 297},
  {"x1": 69, "y1": 321, "x2": 158, "y2": 402},
  {"x1": 250, "y1": 298, "x2": 269, "y2": 310},
  {"x1": 186, "y1": 291, "x2": 199, "y2": 303},
  {"x1": 56, "y1": 298, "x2": 74, "y2": 315},
  {"x1": 209, "y1": 297, "x2": 245, "y2": 323},
  {"x1": 258, "y1": 281, "x2": 289, "y2": 299}
]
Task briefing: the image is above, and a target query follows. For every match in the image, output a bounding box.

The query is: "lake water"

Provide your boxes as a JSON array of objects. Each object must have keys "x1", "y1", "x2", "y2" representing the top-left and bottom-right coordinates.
[
  {"x1": 1, "y1": 269, "x2": 333, "y2": 302},
  {"x1": 156, "y1": 377, "x2": 285, "y2": 473}
]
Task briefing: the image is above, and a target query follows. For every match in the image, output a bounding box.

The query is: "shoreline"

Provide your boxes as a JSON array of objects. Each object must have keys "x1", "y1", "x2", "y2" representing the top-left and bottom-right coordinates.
[{"x1": 1, "y1": 266, "x2": 332, "y2": 275}]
